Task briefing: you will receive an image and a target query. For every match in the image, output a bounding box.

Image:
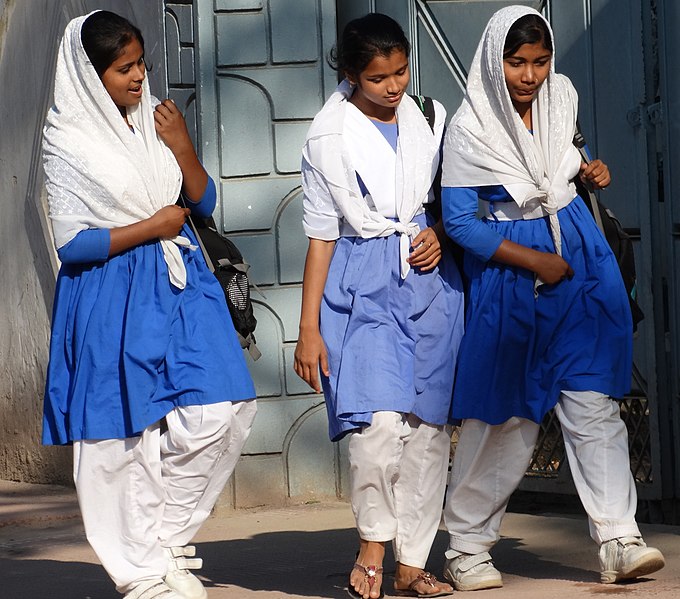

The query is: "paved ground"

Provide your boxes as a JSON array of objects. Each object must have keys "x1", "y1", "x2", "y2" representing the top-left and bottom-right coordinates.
[{"x1": 1, "y1": 480, "x2": 678, "y2": 598}]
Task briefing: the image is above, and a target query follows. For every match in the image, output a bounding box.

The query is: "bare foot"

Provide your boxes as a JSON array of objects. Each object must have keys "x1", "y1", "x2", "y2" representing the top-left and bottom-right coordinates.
[
  {"x1": 349, "y1": 540, "x2": 385, "y2": 599},
  {"x1": 394, "y1": 562, "x2": 453, "y2": 596}
]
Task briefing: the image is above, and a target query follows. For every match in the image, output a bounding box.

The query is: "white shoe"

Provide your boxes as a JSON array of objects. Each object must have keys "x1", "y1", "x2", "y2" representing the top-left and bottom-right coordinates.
[
  {"x1": 125, "y1": 579, "x2": 185, "y2": 599},
  {"x1": 443, "y1": 550, "x2": 503, "y2": 591},
  {"x1": 599, "y1": 536, "x2": 665, "y2": 583},
  {"x1": 164, "y1": 546, "x2": 208, "y2": 599}
]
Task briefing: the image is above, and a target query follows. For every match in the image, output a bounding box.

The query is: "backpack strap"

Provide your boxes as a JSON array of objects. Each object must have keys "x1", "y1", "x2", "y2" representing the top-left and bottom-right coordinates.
[
  {"x1": 572, "y1": 123, "x2": 605, "y2": 233},
  {"x1": 411, "y1": 94, "x2": 435, "y2": 134}
]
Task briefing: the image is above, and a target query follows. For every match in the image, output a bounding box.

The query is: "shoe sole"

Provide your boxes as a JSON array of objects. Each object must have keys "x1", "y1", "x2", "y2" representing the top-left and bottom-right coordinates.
[
  {"x1": 443, "y1": 569, "x2": 503, "y2": 592},
  {"x1": 601, "y1": 550, "x2": 666, "y2": 584}
]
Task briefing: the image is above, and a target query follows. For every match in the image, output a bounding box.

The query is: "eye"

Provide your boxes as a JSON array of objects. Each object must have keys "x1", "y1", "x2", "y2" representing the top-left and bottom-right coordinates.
[{"x1": 368, "y1": 77, "x2": 383, "y2": 84}]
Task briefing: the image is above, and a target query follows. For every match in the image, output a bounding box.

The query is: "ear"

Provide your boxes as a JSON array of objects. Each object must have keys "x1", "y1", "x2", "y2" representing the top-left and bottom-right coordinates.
[{"x1": 344, "y1": 71, "x2": 357, "y2": 85}]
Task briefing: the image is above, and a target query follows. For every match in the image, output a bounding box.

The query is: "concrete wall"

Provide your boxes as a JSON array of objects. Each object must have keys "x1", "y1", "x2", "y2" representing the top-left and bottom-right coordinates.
[{"x1": 0, "y1": 0, "x2": 164, "y2": 484}]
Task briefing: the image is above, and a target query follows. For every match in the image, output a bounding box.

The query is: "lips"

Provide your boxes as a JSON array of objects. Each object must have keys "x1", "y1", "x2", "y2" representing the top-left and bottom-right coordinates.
[
  {"x1": 386, "y1": 92, "x2": 403, "y2": 103},
  {"x1": 129, "y1": 86, "x2": 143, "y2": 97}
]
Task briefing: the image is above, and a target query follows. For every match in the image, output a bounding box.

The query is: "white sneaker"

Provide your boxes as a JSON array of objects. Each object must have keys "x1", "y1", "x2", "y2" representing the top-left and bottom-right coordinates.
[
  {"x1": 599, "y1": 536, "x2": 665, "y2": 583},
  {"x1": 164, "y1": 545, "x2": 208, "y2": 599},
  {"x1": 125, "y1": 579, "x2": 185, "y2": 599},
  {"x1": 443, "y1": 550, "x2": 503, "y2": 591}
]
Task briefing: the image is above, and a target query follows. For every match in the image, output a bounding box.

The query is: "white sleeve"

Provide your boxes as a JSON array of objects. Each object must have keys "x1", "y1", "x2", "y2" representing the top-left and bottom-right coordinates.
[{"x1": 301, "y1": 144, "x2": 343, "y2": 240}]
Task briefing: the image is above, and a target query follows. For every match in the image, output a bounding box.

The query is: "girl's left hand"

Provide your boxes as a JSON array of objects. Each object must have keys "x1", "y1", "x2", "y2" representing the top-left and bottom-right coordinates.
[
  {"x1": 579, "y1": 159, "x2": 611, "y2": 190},
  {"x1": 154, "y1": 99, "x2": 192, "y2": 155},
  {"x1": 408, "y1": 223, "x2": 444, "y2": 271}
]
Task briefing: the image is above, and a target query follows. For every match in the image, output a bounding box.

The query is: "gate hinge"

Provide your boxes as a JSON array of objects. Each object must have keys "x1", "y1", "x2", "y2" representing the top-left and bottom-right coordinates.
[{"x1": 626, "y1": 102, "x2": 664, "y2": 128}]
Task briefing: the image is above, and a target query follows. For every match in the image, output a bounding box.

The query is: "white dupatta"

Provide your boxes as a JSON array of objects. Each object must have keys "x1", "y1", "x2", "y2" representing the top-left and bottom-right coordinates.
[
  {"x1": 441, "y1": 5, "x2": 582, "y2": 257},
  {"x1": 43, "y1": 12, "x2": 191, "y2": 288},
  {"x1": 302, "y1": 79, "x2": 443, "y2": 278}
]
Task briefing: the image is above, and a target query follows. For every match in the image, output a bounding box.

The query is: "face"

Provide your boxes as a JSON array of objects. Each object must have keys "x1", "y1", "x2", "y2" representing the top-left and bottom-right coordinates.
[
  {"x1": 100, "y1": 37, "x2": 146, "y2": 110},
  {"x1": 348, "y1": 49, "x2": 410, "y2": 116},
  {"x1": 503, "y1": 41, "x2": 552, "y2": 111}
]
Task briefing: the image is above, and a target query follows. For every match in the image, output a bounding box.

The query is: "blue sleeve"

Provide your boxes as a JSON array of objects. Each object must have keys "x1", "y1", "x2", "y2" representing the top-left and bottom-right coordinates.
[
  {"x1": 183, "y1": 176, "x2": 217, "y2": 219},
  {"x1": 441, "y1": 186, "x2": 504, "y2": 262},
  {"x1": 57, "y1": 229, "x2": 110, "y2": 264}
]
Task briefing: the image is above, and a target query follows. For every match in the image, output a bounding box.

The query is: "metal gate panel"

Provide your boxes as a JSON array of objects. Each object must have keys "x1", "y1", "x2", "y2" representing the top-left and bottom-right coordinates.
[{"x1": 183, "y1": 0, "x2": 342, "y2": 506}]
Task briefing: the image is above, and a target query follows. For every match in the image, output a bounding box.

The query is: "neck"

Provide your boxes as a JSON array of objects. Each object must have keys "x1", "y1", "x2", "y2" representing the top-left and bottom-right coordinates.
[
  {"x1": 349, "y1": 94, "x2": 397, "y2": 124},
  {"x1": 513, "y1": 101, "x2": 532, "y2": 129}
]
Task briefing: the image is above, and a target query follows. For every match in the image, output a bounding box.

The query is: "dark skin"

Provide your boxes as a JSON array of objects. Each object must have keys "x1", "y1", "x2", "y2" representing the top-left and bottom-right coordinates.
[{"x1": 99, "y1": 38, "x2": 208, "y2": 257}]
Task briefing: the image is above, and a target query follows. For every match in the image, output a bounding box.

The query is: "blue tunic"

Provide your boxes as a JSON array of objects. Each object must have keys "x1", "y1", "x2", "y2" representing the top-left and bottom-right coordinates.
[
  {"x1": 43, "y1": 179, "x2": 256, "y2": 445},
  {"x1": 319, "y1": 122, "x2": 465, "y2": 441},
  {"x1": 442, "y1": 185, "x2": 632, "y2": 425}
]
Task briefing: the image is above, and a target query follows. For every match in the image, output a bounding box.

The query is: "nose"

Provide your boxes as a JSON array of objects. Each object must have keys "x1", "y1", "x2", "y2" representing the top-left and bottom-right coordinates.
[
  {"x1": 133, "y1": 63, "x2": 145, "y2": 82},
  {"x1": 386, "y1": 76, "x2": 400, "y2": 94},
  {"x1": 521, "y1": 64, "x2": 536, "y2": 84}
]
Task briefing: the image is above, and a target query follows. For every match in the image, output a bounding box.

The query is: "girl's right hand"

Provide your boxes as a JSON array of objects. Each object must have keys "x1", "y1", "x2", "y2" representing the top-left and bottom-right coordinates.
[
  {"x1": 149, "y1": 205, "x2": 191, "y2": 238},
  {"x1": 294, "y1": 328, "x2": 330, "y2": 393},
  {"x1": 532, "y1": 251, "x2": 574, "y2": 285}
]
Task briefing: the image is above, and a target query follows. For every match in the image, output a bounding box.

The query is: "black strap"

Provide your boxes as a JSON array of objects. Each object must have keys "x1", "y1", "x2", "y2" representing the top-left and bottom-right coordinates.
[
  {"x1": 411, "y1": 94, "x2": 435, "y2": 134},
  {"x1": 572, "y1": 123, "x2": 605, "y2": 232}
]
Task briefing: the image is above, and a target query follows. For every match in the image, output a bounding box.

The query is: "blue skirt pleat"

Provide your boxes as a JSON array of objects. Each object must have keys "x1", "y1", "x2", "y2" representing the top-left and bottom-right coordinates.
[
  {"x1": 453, "y1": 196, "x2": 632, "y2": 425},
  {"x1": 320, "y1": 213, "x2": 465, "y2": 441}
]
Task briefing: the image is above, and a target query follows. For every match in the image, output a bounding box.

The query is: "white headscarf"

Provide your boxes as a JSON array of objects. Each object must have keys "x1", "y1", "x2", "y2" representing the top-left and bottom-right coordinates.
[
  {"x1": 441, "y1": 5, "x2": 582, "y2": 256},
  {"x1": 302, "y1": 79, "x2": 443, "y2": 278},
  {"x1": 43, "y1": 12, "x2": 191, "y2": 288}
]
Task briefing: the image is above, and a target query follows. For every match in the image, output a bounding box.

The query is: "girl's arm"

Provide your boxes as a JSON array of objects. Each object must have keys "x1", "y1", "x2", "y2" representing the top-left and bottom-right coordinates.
[
  {"x1": 442, "y1": 186, "x2": 573, "y2": 285},
  {"x1": 294, "y1": 238, "x2": 336, "y2": 393},
  {"x1": 58, "y1": 205, "x2": 191, "y2": 264},
  {"x1": 154, "y1": 99, "x2": 208, "y2": 201}
]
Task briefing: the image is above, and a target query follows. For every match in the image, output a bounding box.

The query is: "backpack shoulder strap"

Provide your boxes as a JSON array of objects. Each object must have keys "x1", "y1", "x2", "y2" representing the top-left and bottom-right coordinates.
[
  {"x1": 410, "y1": 94, "x2": 435, "y2": 134},
  {"x1": 572, "y1": 122, "x2": 604, "y2": 233}
]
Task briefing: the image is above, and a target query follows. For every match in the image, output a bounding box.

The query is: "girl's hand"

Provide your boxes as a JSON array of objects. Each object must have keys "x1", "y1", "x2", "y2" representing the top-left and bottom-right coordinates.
[
  {"x1": 408, "y1": 223, "x2": 444, "y2": 270},
  {"x1": 294, "y1": 328, "x2": 329, "y2": 393},
  {"x1": 154, "y1": 99, "x2": 193, "y2": 156},
  {"x1": 533, "y1": 251, "x2": 574, "y2": 285},
  {"x1": 148, "y1": 205, "x2": 190, "y2": 238},
  {"x1": 579, "y1": 159, "x2": 611, "y2": 190}
]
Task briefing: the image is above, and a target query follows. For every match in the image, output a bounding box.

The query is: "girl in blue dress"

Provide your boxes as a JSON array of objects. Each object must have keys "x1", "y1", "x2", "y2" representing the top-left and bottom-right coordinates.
[
  {"x1": 42, "y1": 11, "x2": 256, "y2": 599},
  {"x1": 439, "y1": 5, "x2": 664, "y2": 591},
  {"x1": 294, "y1": 13, "x2": 464, "y2": 599}
]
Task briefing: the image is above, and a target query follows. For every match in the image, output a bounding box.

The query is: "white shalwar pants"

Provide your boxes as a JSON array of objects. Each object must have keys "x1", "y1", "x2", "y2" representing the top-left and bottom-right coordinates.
[
  {"x1": 74, "y1": 400, "x2": 257, "y2": 594},
  {"x1": 348, "y1": 411, "x2": 451, "y2": 568},
  {"x1": 444, "y1": 391, "x2": 641, "y2": 555}
]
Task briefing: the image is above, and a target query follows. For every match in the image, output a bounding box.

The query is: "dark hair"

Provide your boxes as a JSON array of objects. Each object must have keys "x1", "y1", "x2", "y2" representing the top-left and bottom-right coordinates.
[
  {"x1": 81, "y1": 10, "x2": 145, "y2": 77},
  {"x1": 329, "y1": 13, "x2": 411, "y2": 79},
  {"x1": 503, "y1": 14, "x2": 553, "y2": 58}
]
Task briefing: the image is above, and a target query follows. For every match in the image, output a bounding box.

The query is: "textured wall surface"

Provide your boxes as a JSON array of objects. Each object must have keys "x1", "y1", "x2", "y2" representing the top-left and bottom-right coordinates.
[{"x1": 0, "y1": 0, "x2": 164, "y2": 484}]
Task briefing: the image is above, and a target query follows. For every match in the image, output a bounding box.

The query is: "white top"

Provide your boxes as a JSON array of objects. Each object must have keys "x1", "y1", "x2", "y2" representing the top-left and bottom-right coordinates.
[{"x1": 301, "y1": 79, "x2": 446, "y2": 278}]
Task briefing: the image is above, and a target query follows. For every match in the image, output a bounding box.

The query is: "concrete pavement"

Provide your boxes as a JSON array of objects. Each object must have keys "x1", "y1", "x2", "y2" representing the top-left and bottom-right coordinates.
[{"x1": 1, "y1": 480, "x2": 678, "y2": 598}]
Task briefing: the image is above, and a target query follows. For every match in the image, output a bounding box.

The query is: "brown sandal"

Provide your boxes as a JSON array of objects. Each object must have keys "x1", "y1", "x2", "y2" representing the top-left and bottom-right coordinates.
[
  {"x1": 393, "y1": 571, "x2": 453, "y2": 597},
  {"x1": 347, "y1": 562, "x2": 384, "y2": 599}
]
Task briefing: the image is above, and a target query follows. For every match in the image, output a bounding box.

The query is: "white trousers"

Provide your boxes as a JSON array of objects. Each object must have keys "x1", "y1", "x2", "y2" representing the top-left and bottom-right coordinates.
[
  {"x1": 444, "y1": 391, "x2": 641, "y2": 555},
  {"x1": 74, "y1": 400, "x2": 257, "y2": 594},
  {"x1": 348, "y1": 411, "x2": 451, "y2": 568}
]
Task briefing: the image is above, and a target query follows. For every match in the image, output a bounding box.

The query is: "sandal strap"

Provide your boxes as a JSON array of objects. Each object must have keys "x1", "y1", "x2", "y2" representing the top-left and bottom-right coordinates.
[
  {"x1": 409, "y1": 571, "x2": 440, "y2": 591},
  {"x1": 352, "y1": 562, "x2": 383, "y2": 587}
]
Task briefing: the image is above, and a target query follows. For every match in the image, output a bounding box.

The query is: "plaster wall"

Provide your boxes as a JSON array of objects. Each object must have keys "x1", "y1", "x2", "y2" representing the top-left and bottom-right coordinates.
[{"x1": 0, "y1": 0, "x2": 164, "y2": 484}]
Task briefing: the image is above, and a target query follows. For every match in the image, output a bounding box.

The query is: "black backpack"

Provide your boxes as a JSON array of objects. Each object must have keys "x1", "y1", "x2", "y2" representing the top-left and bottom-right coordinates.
[
  {"x1": 186, "y1": 211, "x2": 261, "y2": 360},
  {"x1": 572, "y1": 127, "x2": 644, "y2": 332}
]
